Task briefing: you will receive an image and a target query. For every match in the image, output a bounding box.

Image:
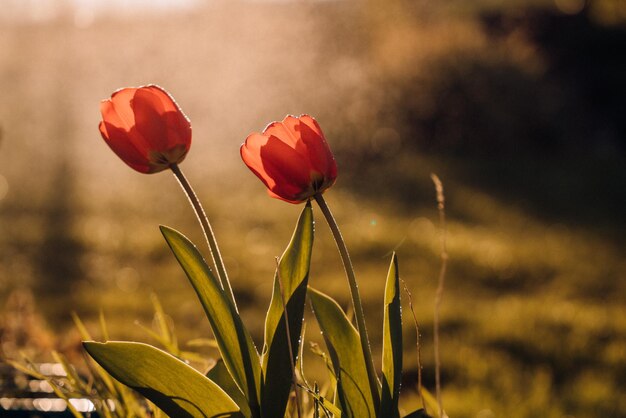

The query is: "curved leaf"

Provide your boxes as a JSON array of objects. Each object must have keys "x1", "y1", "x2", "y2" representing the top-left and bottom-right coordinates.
[
  {"x1": 207, "y1": 360, "x2": 251, "y2": 418},
  {"x1": 261, "y1": 203, "x2": 314, "y2": 418},
  {"x1": 309, "y1": 287, "x2": 377, "y2": 418},
  {"x1": 380, "y1": 253, "x2": 402, "y2": 418},
  {"x1": 160, "y1": 226, "x2": 261, "y2": 415},
  {"x1": 83, "y1": 341, "x2": 242, "y2": 418}
]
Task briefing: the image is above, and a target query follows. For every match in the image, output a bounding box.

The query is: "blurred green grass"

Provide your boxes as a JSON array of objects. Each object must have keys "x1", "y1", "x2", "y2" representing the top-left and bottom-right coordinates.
[{"x1": 0, "y1": 1, "x2": 625, "y2": 417}]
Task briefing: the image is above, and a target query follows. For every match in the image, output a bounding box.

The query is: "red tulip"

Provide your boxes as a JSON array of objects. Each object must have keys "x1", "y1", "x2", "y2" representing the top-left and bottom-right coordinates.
[
  {"x1": 241, "y1": 114, "x2": 338, "y2": 204},
  {"x1": 99, "y1": 85, "x2": 191, "y2": 174}
]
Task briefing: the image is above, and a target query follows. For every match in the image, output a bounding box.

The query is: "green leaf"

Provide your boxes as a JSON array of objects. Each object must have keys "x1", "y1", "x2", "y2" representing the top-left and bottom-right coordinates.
[
  {"x1": 261, "y1": 203, "x2": 314, "y2": 418},
  {"x1": 83, "y1": 341, "x2": 242, "y2": 418},
  {"x1": 73, "y1": 313, "x2": 133, "y2": 410},
  {"x1": 380, "y1": 253, "x2": 402, "y2": 418},
  {"x1": 207, "y1": 360, "x2": 252, "y2": 418},
  {"x1": 160, "y1": 226, "x2": 262, "y2": 415},
  {"x1": 309, "y1": 341, "x2": 338, "y2": 404},
  {"x1": 309, "y1": 287, "x2": 377, "y2": 418},
  {"x1": 312, "y1": 391, "x2": 343, "y2": 418},
  {"x1": 420, "y1": 387, "x2": 440, "y2": 418}
]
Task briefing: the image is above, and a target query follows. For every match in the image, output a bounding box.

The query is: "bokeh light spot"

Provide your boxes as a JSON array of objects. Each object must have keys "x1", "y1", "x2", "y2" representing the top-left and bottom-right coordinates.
[{"x1": 115, "y1": 266, "x2": 140, "y2": 293}]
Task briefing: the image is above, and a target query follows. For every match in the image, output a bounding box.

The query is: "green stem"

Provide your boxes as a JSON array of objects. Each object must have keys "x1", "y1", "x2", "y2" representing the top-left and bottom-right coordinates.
[
  {"x1": 314, "y1": 193, "x2": 380, "y2": 410},
  {"x1": 170, "y1": 163, "x2": 238, "y2": 312}
]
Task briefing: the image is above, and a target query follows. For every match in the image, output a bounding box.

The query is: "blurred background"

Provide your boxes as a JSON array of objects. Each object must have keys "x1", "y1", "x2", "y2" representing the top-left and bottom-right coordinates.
[{"x1": 0, "y1": 0, "x2": 625, "y2": 416}]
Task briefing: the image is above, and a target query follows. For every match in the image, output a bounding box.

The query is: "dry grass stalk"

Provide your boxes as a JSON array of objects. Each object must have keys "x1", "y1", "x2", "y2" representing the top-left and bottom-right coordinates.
[{"x1": 431, "y1": 173, "x2": 448, "y2": 418}]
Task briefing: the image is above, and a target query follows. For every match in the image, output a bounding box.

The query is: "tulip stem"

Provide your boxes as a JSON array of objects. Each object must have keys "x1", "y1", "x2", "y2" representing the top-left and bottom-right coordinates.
[
  {"x1": 314, "y1": 193, "x2": 380, "y2": 410},
  {"x1": 170, "y1": 163, "x2": 238, "y2": 312}
]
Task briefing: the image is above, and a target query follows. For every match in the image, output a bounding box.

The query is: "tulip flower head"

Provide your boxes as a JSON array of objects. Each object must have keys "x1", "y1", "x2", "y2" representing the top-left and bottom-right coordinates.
[
  {"x1": 241, "y1": 114, "x2": 338, "y2": 204},
  {"x1": 99, "y1": 85, "x2": 191, "y2": 173}
]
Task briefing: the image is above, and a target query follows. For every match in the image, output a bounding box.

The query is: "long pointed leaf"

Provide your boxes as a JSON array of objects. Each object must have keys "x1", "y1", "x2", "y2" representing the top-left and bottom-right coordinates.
[
  {"x1": 160, "y1": 226, "x2": 262, "y2": 415},
  {"x1": 380, "y1": 253, "x2": 402, "y2": 418},
  {"x1": 309, "y1": 287, "x2": 377, "y2": 418},
  {"x1": 261, "y1": 203, "x2": 314, "y2": 418},
  {"x1": 84, "y1": 341, "x2": 242, "y2": 418},
  {"x1": 207, "y1": 360, "x2": 252, "y2": 418}
]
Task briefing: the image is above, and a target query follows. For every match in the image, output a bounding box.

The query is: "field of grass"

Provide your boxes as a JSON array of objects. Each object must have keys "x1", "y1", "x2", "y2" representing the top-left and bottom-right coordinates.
[{"x1": 0, "y1": 2, "x2": 624, "y2": 417}]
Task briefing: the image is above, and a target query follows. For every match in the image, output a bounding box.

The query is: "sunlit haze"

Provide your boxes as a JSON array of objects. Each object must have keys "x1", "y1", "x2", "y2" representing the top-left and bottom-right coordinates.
[{"x1": 1, "y1": 0, "x2": 624, "y2": 416}]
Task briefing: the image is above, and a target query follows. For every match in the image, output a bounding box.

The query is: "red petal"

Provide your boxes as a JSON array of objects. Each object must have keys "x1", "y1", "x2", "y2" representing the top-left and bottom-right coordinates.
[
  {"x1": 104, "y1": 88, "x2": 137, "y2": 130},
  {"x1": 242, "y1": 115, "x2": 337, "y2": 202},
  {"x1": 100, "y1": 121, "x2": 151, "y2": 173},
  {"x1": 163, "y1": 110, "x2": 192, "y2": 150},
  {"x1": 241, "y1": 132, "x2": 313, "y2": 201},
  {"x1": 131, "y1": 88, "x2": 169, "y2": 150},
  {"x1": 259, "y1": 136, "x2": 313, "y2": 199},
  {"x1": 298, "y1": 117, "x2": 337, "y2": 180},
  {"x1": 298, "y1": 114, "x2": 323, "y2": 137},
  {"x1": 98, "y1": 120, "x2": 110, "y2": 140},
  {"x1": 241, "y1": 133, "x2": 275, "y2": 190},
  {"x1": 263, "y1": 116, "x2": 301, "y2": 148},
  {"x1": 143, "y1": 86, "x2": 191, "y2": 152},
  {"x1": 145, "y1": 85, "x2": 179, "y2": 113}
]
